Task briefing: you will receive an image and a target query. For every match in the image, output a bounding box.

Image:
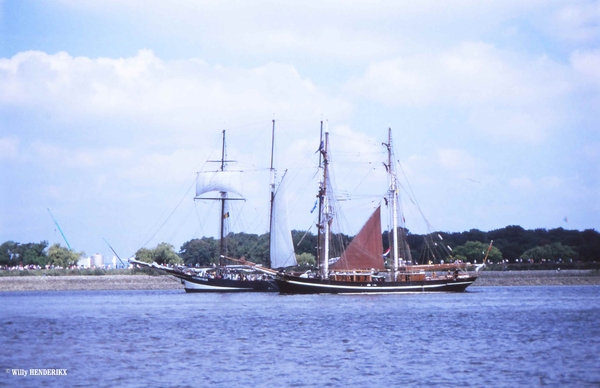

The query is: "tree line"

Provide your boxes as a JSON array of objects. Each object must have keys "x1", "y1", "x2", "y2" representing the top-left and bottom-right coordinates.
[
  {"x1": 2, "y1": 225, "x2": 598, "y2": 270},
  {"x1": 0, "y1": 241, "x2": 84, "y2": 268},
  {"x1": 176, "y1": 225, "x2": 599, "y2": 269}
]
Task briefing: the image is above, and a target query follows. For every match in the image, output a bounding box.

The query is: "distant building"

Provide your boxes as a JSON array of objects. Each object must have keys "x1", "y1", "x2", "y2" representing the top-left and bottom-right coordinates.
[
  {"x1": 78, "y1": 253, "x2": 104, "y2": 268},
  {"x1": 77, "y1": 256, "x2": 89, "y2": 267}
]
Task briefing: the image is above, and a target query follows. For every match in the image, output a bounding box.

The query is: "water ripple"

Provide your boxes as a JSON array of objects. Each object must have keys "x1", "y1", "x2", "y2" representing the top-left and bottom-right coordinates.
[{"x1": 0, "y1": 286, "x2": 599, "y2": 387}]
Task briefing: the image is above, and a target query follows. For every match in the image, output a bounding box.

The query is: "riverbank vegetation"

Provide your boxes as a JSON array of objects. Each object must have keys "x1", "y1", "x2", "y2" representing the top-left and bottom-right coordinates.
[
  {"x1": 177, "y1": 226, "x2": 599, "y2": 270},
  {"x1": 2, "y1": 225, "x2": 599, "y2": 272}
]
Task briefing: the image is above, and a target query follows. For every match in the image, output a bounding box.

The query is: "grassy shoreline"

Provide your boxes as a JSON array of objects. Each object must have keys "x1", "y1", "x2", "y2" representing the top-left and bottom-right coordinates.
[{"x1": 0, "y1": 269, "x2": 599, "y2": 291}]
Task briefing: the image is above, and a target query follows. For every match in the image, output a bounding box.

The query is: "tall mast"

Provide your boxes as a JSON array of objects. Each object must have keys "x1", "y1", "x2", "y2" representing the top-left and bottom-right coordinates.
[
  {"x1": 385, "y1": 128, "x2": 400, "y2": 280},
  {"x1": 316, "y1": 120, "x2": 324, "y2": 268},
  {"x1": 320, "y1": 131, "x2": 331, "y2": 278},
  {"x1": 268, "y1": 119, "x2": 276, "y2": 269},
  {"x1": 219, "y1": 129, "x2": 227, "y2": 267}
]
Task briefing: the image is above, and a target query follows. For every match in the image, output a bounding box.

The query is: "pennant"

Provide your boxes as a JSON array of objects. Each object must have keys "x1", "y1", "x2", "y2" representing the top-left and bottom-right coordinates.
[
  {"x1": 315, "y1": 140, "x2": 324, "y2": 154},
  {"x1": 310, "y1": 199, "x2": 318, "y2": 213}
]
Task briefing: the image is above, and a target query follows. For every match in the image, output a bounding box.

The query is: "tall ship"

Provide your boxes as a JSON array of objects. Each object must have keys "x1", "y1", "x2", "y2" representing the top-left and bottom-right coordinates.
[
  {"x1": 131, "y1": 122, "x2": 297, "y2": 292},
  {"x1": 275, "y1": 127, "x2": 481, "y2": 294}
]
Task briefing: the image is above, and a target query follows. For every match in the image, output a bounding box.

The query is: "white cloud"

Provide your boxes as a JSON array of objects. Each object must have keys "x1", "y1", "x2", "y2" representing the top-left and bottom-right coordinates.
[
  {"x1": 49, "y1": 0, "x2": 557, "y2": 63},
  {"x1": 549, "y1": 1, "x2": 600, "y2": 43},
  {"x1": 0, "y1": 50, "x2": 350, "y2": 136},
  {"x1": 348, "y1": 42, "x2": 571, "y2": 106},
  {"x1": 345, "y1": 42, "x2": 580, "y2": 143}
]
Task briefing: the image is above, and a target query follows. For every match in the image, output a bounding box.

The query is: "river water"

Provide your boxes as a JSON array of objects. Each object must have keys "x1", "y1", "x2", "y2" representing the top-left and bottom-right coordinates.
[{"x1": 1, "y1": 286, "x2": 599, "y2": 388}]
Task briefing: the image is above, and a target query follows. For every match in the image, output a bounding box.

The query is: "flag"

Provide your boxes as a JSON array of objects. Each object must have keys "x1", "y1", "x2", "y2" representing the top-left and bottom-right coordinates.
[
  {"x1": 383, "y1": 248, "x2": 390, "y2": 257},
  {"x1": 310, "y1": 199, "x2": 318, "y2": 213},
  {"x1": 315, "y1": 140, "x2": 324, "y2": 154}
]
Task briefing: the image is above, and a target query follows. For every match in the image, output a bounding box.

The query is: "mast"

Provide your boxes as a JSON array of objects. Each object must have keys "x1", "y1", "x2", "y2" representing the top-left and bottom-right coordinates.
[
  {"x1": 319, "y1": 131, "x2": 331, "y2": 278},
  {"x1": 195, "y1": 130, "x2": 245, "y2": 267},
  {"x1": 384, "y1": 128, "x2": 400, "y2": 280},
  {"x1": 268, "y1": 121, "x2": 298, "y2": 270},
  {"x1": 268, "y1": 119, "x2": 276, "y2": 269},
  {"x1": 316, "y1": 120, "x2": 324, "y2": 269},
  {"x1": 219, "y1": 129, "x2": 227, "y2": 267}
]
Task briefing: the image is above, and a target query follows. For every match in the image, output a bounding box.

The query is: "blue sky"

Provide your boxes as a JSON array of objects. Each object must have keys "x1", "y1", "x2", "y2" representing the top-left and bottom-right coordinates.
[{"x1": 1, "y1": 0, "x2": 598, "y2": 259}]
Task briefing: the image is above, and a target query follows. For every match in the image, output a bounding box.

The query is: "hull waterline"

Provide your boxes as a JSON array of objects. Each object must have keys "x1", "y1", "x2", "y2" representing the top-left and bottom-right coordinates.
[
  {"x1": 174, "y1": 273, "x2": 278, "y2": 293},
  {"x1": 276, "y1": 274, "x2": 477, "y2": 294}
]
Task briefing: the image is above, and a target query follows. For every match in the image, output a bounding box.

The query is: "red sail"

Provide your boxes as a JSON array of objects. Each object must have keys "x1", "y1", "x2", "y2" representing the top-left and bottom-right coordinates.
[{"x1": 330, "y1": 206, "x2": 384, "y2": 270}]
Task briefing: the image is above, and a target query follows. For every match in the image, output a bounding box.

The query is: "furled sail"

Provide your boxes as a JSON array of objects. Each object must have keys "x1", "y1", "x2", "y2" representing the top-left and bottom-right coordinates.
[
  {"x1": 330, "y1": 206, "x2": 384, "y2": 270},
  {"x1": 269, "y1": 175, "x2": 297, "y2": 269},
  {"x1": 195, "y1": 171, "x2": 244, "y2": 198}
]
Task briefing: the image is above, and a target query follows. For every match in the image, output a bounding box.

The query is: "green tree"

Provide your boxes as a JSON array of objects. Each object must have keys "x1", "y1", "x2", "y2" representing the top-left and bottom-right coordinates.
[
  {"x1": 228, "y1": 232, "x2": 269, "y2": 265},
  {"x1": 135, "y1": 247, "x2": 155, "y2": 263},
  {"x1": 17, "y1": 241, "x2": 49, "y2": 266},
  {"x1": 0, "y1": 241, "x2": 20, "y2": 266},
  {"x1": 179, "y1": 238, "x2": 219, "y2": 266},
  {"x1": 47, "y1": 244, "x2": 83, "y2": 267},
  {"x1": 0, "y1": 241, "x2": 49, "y2": 267},
  {"x1": 452, "y1": 241, "x2": 502, "y2": 264},
  {"x1": 136, "y1": 243, "x2": 183, "y2": 265},
  {"x1": 154, "y1": 243, "x2": 183, "y2": 265},
  {"x1": 296, "y1": 252, "x2": 316, "y2": 268},
  {"x1": 520, "y1": 243, "x2": 578, "y2": 263},
  {"x1": 292, "y1": 230, "x2": 317, "y2": 257}
]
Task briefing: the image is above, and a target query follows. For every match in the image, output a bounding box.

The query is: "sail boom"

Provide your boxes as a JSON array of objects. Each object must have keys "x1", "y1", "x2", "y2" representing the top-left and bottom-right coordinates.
[{"x1": 194, "y1": 197, "x2": 246, "y2": 201}]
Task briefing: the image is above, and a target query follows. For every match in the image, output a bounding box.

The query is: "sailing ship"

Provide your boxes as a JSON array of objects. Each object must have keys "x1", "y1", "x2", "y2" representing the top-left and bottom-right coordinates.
[
  {"x1": 275, "y1": 127, "x2": 480, "y2": 294},
  {"x1": 130, "y1": 122, "x2": 297, "y2": 292}
]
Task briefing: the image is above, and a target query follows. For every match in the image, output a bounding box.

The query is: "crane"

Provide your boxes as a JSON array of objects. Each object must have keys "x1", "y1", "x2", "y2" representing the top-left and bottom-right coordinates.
[{"x1": 47, "y1": 208, "x2": 72, "y2": 250}]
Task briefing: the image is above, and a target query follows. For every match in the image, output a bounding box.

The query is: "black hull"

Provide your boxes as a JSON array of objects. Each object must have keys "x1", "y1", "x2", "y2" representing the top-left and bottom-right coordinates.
[
  {"x1": 276, "y1": 274, "x2": 478, "y2": 294},
  {"x1": 173, "y1": 273, "x2": 278, "y2": 293}
]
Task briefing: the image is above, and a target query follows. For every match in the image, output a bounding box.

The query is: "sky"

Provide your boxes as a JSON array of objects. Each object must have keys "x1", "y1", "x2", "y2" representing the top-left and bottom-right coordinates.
[{"x1": 0, "y1": 0, "x2": 598, "y2": 260}]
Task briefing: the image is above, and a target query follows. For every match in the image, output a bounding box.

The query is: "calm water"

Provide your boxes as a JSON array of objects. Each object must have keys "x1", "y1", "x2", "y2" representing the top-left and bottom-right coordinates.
[{"x1": 1, "y1": 286, "x2": 599, "y2": 388}]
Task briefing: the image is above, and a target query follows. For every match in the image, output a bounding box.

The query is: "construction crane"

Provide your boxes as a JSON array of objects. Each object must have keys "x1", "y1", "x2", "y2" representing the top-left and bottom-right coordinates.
[
  {"x1": 47, "y1": 208, "x2": 72, "y2": 250},
  {"x1": 103, "y1": 238, "x2": 127, "y2": 268}
]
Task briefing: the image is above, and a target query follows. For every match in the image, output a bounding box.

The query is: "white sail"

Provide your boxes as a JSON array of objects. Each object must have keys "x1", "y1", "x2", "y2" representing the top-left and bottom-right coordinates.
[
  {"x1": 195, "y1": 171, "x2": 244, "y2": 198},
  {"x1": 270, "y1": 175, "x2": 297, "y2": 269}
]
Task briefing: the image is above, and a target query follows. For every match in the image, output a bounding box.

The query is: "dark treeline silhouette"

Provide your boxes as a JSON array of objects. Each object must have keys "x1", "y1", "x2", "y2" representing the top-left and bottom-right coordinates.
[
  {"x1": 177, "y1": 225, "x2": 600, "y2": 268},
  {"x1": 3, "y1": 225, "x2": 598, "y2": 269},
  {"x1": 433, "y1": 225, "x2": 599, "y2": 263}
]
